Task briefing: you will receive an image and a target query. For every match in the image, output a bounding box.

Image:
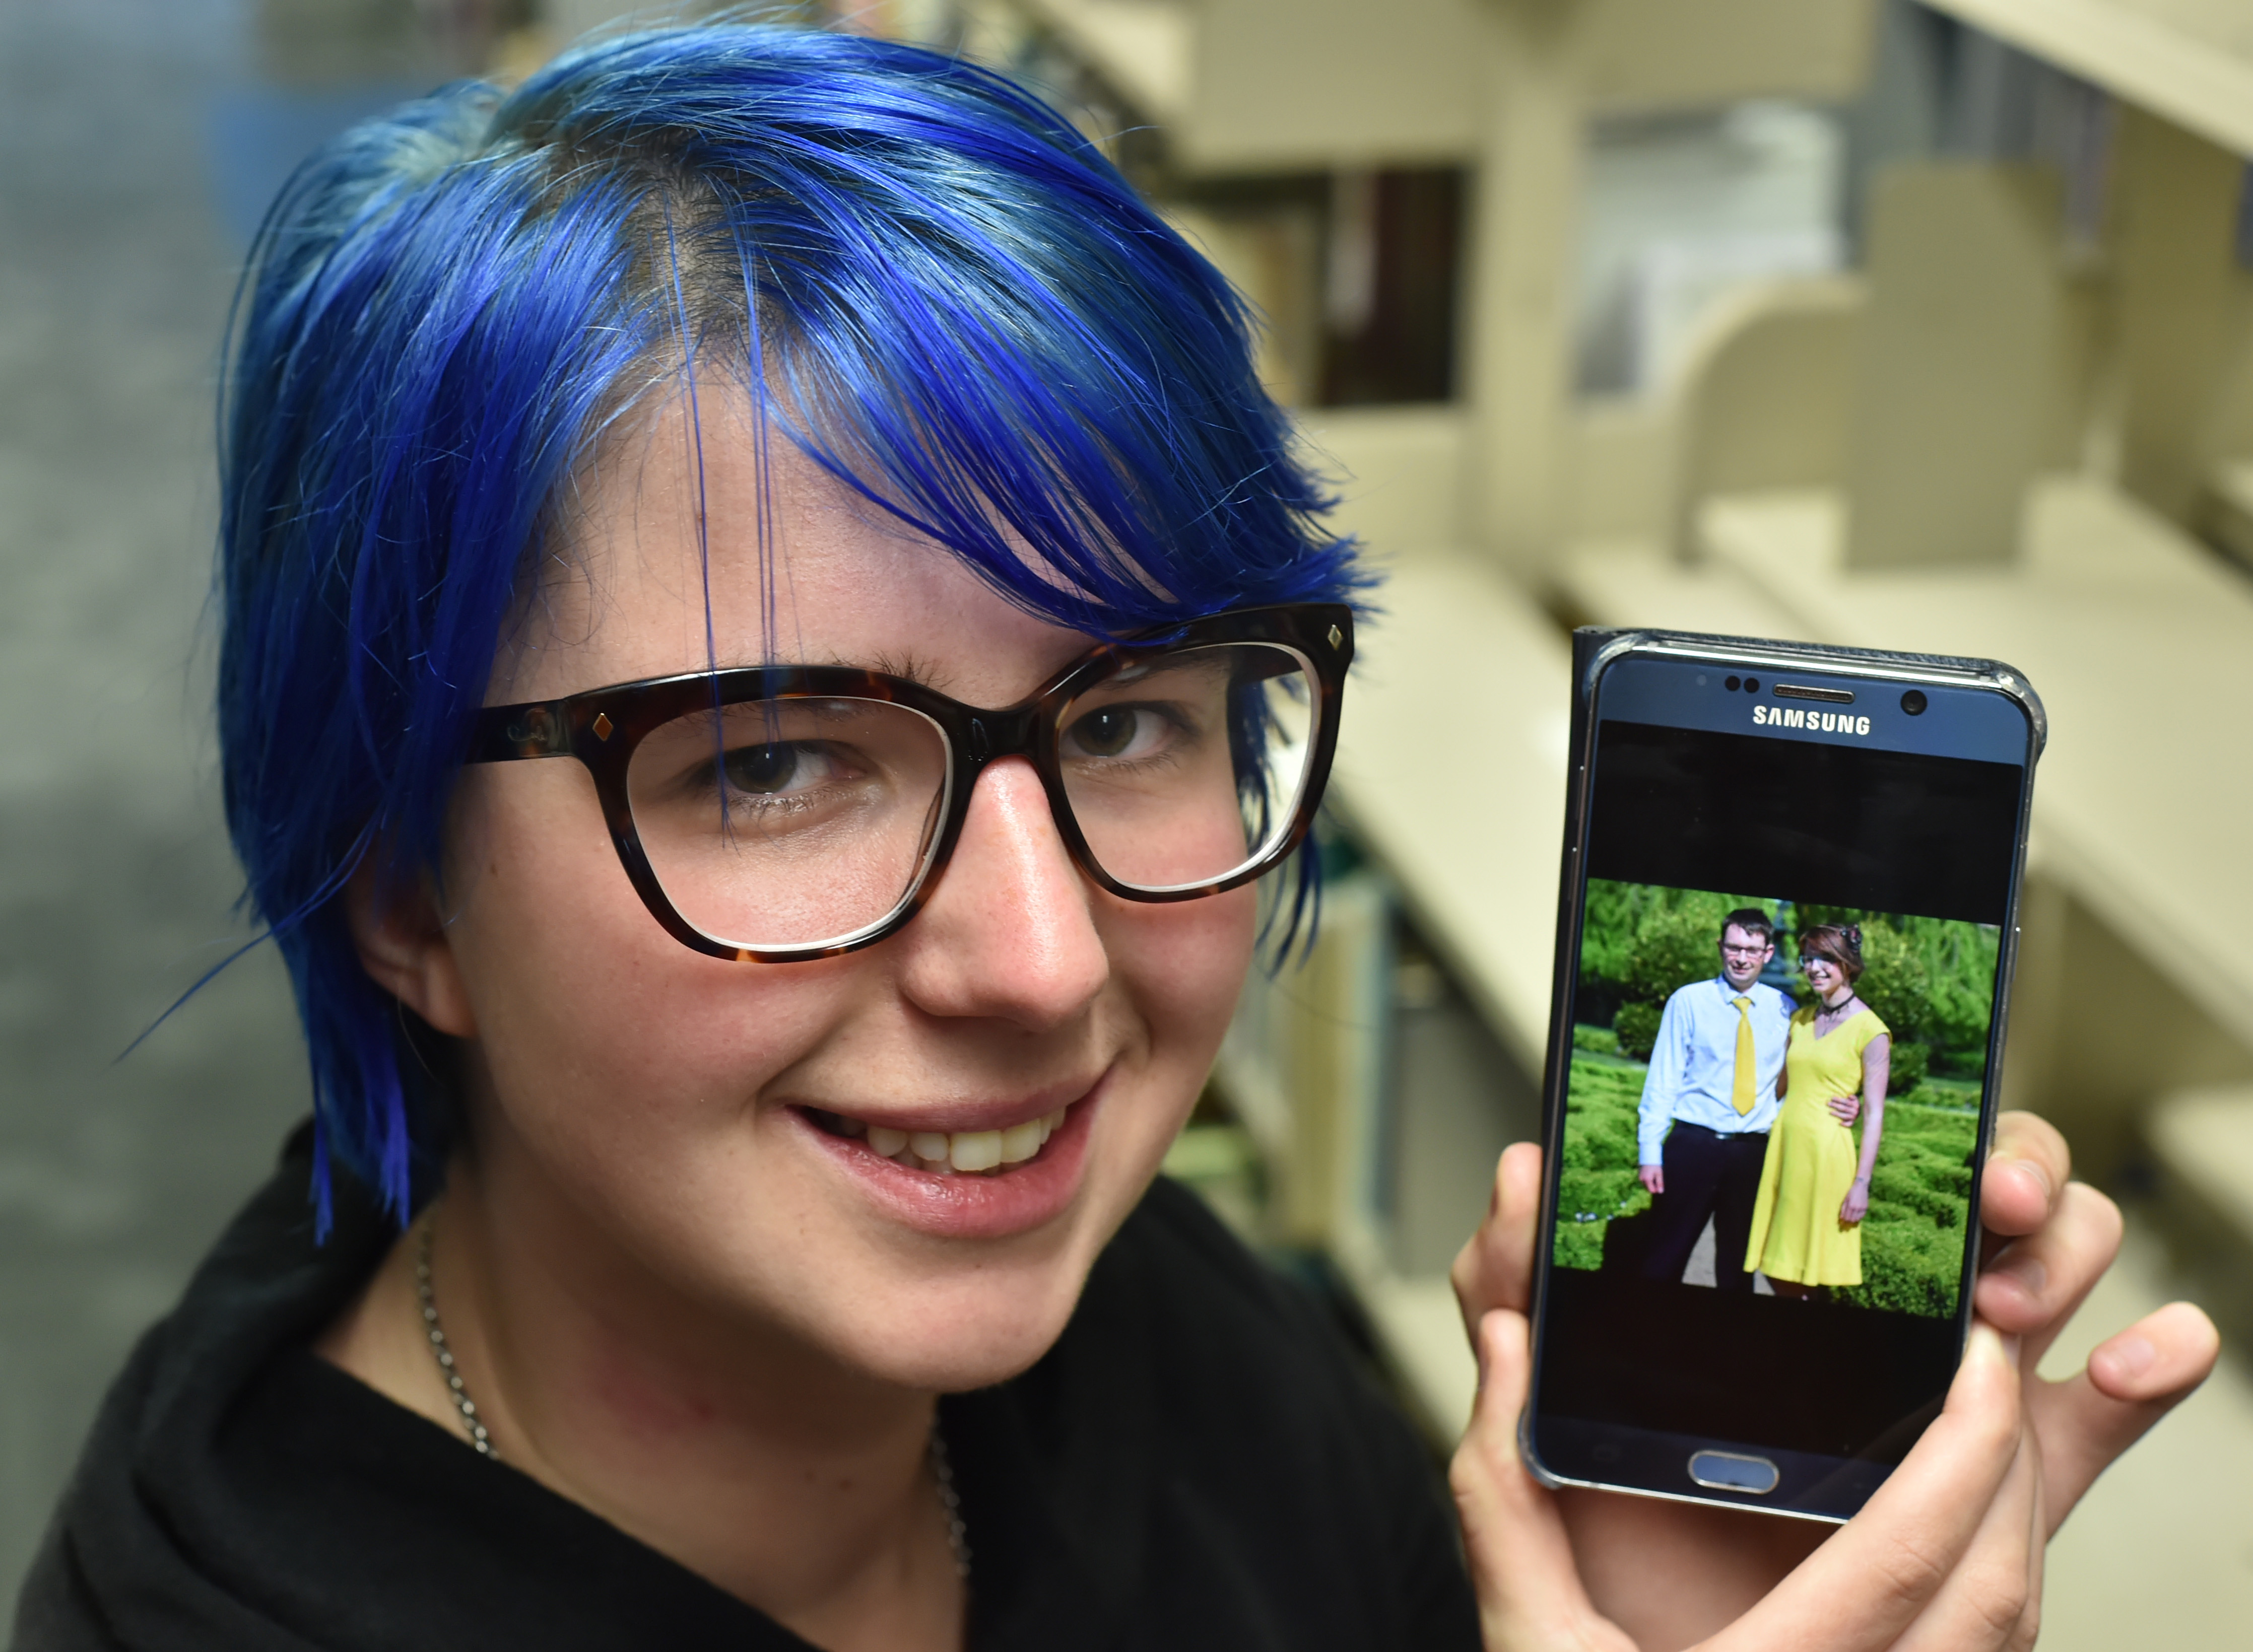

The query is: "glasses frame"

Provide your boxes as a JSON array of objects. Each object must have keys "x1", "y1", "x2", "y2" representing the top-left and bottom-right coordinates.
[{"x1": 466, "y1": 602, "x2": 1354, "y2": 962}]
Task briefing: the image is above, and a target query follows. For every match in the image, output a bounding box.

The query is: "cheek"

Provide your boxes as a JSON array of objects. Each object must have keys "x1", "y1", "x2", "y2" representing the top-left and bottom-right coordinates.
[
  {"x1": 1105, "y1": 884, "x2": 1257, "y2": 1087},
  {"x1": 440, "y1": 771, "x2": 842, "y2": 1168}
]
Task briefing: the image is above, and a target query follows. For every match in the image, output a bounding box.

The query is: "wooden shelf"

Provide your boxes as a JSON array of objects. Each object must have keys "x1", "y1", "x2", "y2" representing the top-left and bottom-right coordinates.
[
  {"x1": 1206, "y1": 557, "x2": 1572, "y2": 1446},
  {"x1": 1691, "y1": 476, "x2": 2253, "y2": 1052},
  {"x1": 2150, "y1": 1084, "x2": 2253, "y2": 1256},
  {"x1": 2034, "y1": 1219, "x2": 2253, "y2": 1645},
  {"x1": 1327, "y1": 559, "x2": 1573, "y2": 1077},
  {"x1": 1924, "y1": 0, "x2": 2253, "y2": 159},
  {"x1": 1015, "y1": 0, "x2": 1190, "y2": 124}
]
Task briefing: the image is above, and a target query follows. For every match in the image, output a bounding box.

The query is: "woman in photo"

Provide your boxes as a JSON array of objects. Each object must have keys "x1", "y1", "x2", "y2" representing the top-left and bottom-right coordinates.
[
  {"x1": 15, "y1": 22, "x2": 2217, "y2": 1652},
  {"x1": 1745, "y1": 923, "x2": 1890, "y2": 1296}
]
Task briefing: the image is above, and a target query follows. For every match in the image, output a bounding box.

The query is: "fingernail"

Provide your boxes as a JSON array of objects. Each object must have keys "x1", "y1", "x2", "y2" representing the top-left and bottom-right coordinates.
[
  {"x1": 2100, "y1": 1334, "x2": 2156, "y2": 1381},
  {"x1": 2010, "y1": 1158, "x2": 2053, "y2": 1203},
  {"x1": 1970, "y1": 1322, "x2": 2020, "y2": 1370},
  {"x1": 1995, "y1": 1253, "x2": 2046, "y2": 1297}
]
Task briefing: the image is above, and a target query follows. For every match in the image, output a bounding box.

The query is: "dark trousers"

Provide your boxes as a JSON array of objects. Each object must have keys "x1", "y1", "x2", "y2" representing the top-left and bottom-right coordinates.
[{"x1": 1640, "y1": 1122, "x2": 1768, "y2": 1291}]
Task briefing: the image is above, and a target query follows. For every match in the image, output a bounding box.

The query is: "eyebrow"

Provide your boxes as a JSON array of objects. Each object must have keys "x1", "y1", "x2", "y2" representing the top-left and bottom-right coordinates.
[
  {"x1": 858, "y1": 651, "x2": 949, "y2": 691},
  {"x1": 698, "y1": 650, "x2": 952, "y2": 690}
]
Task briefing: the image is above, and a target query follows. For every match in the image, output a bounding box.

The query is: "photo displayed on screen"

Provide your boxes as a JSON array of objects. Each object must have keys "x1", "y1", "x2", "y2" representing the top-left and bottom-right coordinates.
[{"x1": 1555, "y1": 879, "x2": 2000, "y2": 1321}]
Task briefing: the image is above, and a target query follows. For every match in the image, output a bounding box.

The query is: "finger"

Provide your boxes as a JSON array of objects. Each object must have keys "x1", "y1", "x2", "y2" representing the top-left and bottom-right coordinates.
[
  {"x1": 1558, "y1": 1491, "x2": 1825, "y2": 1646},
  {"x1": 1448, "y1": 1310, "x2": 1633, "y2": 1652},
  {"x1": 1726, "y1": 1323, "x2": 2024, "y2": 1651},
  {"x1": 1887, "y1": 1412, "x2": 2044, "y2": 1652},
  {"x1": 1451, "y1": 1141, "x2": 1542, "y2": 1331},
  {"x1": 1973, "y1": 1181, "x2": 2122, "y2": 1370},
  {"x1": 2031, "y1": 1300, "x2": 2220, "y2": 1532},
  {"x1": 1979, "y1": 1111, "x2": 2069, "y2": 1238}
]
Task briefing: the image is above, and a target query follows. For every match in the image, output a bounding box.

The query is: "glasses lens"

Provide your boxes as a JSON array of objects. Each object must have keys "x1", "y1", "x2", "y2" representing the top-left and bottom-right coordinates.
[
  {"x1": 626, "y1": 697, "x2": 949, "y2": 950},
  {"x1": 1058, "y1": 642, "x2": 1318, "y2": 893}
]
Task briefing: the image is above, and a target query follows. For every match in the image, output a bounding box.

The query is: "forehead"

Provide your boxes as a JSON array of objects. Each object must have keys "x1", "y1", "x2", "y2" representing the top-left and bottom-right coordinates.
[
  {"x1": 499, "y1": 392, "x2": 1092, "y2": 705},
  {"x1": 1721, "y1": 925, "x2": 1769, "y2": 945}
]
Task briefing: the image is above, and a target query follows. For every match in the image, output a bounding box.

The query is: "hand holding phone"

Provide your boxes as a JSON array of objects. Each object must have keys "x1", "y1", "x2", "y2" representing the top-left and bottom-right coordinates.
[{"x1": 1448, "y1": 1126, "x2": 2218, "y2": 1650}]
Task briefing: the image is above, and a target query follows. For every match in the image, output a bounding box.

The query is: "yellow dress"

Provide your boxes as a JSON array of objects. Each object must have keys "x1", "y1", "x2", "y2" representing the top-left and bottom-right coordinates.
[{"x1": 1744, "y1": 1005, "x2": 1888, "y2": 1287}]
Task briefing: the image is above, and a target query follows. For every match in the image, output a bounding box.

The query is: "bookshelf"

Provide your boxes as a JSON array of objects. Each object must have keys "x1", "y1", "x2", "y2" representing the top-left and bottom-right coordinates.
[{"x1": 1923, "y1": 0, "x2": 2253, "y2": 159}]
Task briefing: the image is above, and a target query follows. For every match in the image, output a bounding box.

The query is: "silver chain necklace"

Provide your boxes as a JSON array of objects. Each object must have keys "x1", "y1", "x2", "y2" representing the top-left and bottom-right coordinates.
[
  {"x1": 415, "y1": 1216, "x2": 494, "y2": 1456},
  {"x1": 414, "y1": 1214, "x2": 970, "y2": 1579}
]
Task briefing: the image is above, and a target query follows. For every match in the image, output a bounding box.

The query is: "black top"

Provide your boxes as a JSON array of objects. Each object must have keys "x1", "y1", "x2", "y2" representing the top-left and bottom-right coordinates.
[{"x1": 13, "y1": 1127, "x2": 1479, "y2": 1650}]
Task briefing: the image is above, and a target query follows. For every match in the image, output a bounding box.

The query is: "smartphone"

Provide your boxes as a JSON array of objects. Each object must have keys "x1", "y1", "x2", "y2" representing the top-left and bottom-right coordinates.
[{"x1": 1523, "y1": 628, "x2": 2044, "y2": 1523}]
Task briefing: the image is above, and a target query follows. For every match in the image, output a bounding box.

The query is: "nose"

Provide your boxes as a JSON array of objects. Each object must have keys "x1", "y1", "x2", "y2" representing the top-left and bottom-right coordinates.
[{"x1": 893, "y1": 756, "x2": 1109, "y2": 1030}]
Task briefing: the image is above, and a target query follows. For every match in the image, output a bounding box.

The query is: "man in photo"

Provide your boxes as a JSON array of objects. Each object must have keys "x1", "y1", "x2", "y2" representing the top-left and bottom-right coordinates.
[{"x1": 1635, "y1": 908, "x2": 1856, "y2": 1290}]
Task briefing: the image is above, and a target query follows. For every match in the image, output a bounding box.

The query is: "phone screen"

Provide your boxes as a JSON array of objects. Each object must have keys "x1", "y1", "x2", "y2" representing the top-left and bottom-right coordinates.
[{"x1": 1528, "y1": 647, "x2": 2038, "y2": 1521}]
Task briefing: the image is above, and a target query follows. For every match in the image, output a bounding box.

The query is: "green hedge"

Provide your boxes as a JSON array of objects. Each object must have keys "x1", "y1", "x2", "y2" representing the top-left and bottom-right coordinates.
[
  {"x1": 1830, "y1": 1101, "x2": 1975, "y2": 1317},
  {"x1": 1553, "y1": 1058, "x2": 1650, "y2": 1270},
  {"x1": 1613, "y1": 1001, "x2": 1661, "y2": 1061},
  {"x1": 1555, "y1": 1039, "x2": 1976, "y2": 1318},
  {"x1": 1572, "y1": 1024, "x2": 1620, "y2": 1057}
]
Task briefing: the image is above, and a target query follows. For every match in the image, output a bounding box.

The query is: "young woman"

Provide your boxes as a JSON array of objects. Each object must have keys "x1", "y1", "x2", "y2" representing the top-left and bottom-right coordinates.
[
  {"x1": 15, "y1": 23, "x2": 2217, "y2": 1652},
  {"x1": 1745, "y1": 924, "x2": 1891, "y2": 1297}
]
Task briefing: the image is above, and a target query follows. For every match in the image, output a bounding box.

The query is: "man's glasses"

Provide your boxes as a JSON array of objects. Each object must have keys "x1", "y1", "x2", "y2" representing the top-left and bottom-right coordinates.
[
  {"x1": 1720, "y1": 944, "x2": 1771, "y2": 959},
  {"x1": 466, "y1": 604, "x2": 1352, "y2": 961}
]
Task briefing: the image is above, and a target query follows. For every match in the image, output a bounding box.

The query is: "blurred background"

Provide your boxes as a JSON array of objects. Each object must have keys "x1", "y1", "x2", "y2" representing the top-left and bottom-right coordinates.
[{"x1": 4, "y1": 0, "x2": 2251, "y2": 1641}]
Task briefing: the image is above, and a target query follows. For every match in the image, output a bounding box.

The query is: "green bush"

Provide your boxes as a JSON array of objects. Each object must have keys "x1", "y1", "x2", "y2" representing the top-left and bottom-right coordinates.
[
  {"x1": 1552, "y1": 1059, "x2": 1650, "y2": 1272},
  {"x1": 1624, "y1": 904, "x2": 1733, "y2": 1005},
  {"x1": 1558, "y1": 1166, "x2": 1648, "y2": 1226},
  {"x1": 1613, "y1": 1001, "x2": 1662, "y2": 1061},
  {"x1": 1844, "y1": 920, "x2": 1931, "y2": 1045},
  {"x1": 1937, "y1": 1045, "x2": 1986, "y2": 1080},
  {"x1": 1886, "y1": 1040, "x2": 1930, "y2": 1095},
  {"x1": 1830, "y1": 1102, "x2": 1976, "y2": 1318},
  {"x1": 1840, "y1": 1214, "x2": 1965, "y2": 1318},
  {"x1": 1572, "y1": 1024, "x2": 1620, "y2": 1057},
  {"x1": 1553, "y1": 1218, "x2": 1607, "y2": 1271},
  {"x1": 1559, "y1": 1062, "x2": 1643, "y2": 1171}
]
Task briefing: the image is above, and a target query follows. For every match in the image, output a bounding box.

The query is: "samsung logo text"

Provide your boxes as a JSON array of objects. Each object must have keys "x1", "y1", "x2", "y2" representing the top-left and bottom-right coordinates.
[{"x1": 1754, "y1": 705, "x2": 1872, "y2": 737}]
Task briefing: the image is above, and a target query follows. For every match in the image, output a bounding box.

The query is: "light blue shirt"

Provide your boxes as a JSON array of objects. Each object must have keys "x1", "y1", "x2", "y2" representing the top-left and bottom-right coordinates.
[{"x1": 1636, "y1": 976, "x2": 1795, "y2": 1164}]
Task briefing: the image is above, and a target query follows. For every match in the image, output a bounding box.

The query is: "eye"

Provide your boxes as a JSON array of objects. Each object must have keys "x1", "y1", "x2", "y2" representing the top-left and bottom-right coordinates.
[
  {"x1": 1068, "y1": 706, "x2": 1142, "y2": 759},
  {"x1": 722, "y1": 743, "x2": 810, "y2": 794}
]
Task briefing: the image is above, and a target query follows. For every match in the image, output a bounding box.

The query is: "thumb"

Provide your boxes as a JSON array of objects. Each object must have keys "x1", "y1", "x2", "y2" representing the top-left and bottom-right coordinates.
[{"x1": 1449, "y1": 1311, "x2": 1632, "y2": 1652}]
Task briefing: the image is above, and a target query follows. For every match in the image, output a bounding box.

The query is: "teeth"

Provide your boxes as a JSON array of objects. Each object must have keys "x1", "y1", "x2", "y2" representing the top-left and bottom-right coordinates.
[
  {"x1": 950, "y1": 1131, "x2": 1003, "y2": 1173},
  {"x1": 841, "y1": 1108, "x2": 1072, "y2": 1175}
]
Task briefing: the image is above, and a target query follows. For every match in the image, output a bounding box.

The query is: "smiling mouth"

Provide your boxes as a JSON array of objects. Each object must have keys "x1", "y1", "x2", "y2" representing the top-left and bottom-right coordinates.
[{"x1": 804, "y1": 1107, "x2": 1070, "y2": 1175}]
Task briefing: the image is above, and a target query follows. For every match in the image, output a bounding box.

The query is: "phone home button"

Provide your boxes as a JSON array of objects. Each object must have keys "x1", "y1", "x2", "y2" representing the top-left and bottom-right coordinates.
[{"x1": 1687, "y1": 1450, "x2": 1780, "y2": 1495}]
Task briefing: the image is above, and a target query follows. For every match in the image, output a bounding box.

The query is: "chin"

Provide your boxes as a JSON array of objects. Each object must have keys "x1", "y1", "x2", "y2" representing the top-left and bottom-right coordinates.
[{"x1": 815, "y1": 1262, "x2": 1096, "y2": 1392}]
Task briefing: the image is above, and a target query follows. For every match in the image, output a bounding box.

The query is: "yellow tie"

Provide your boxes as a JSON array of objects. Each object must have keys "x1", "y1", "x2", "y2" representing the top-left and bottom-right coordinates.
[{"x1": 1731, "y1": 995, "x2": 1757, "y2": 1115}]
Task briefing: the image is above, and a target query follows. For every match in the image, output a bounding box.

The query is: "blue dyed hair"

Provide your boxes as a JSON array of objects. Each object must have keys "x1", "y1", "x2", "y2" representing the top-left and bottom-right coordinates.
[{"x1": 217, "y1": 21, "x2": 1362, "y2": 1229}]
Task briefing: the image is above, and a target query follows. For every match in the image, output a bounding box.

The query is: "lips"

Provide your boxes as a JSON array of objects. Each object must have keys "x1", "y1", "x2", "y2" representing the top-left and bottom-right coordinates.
[{"x1": 788, "y1": 1077, "x2": 1106, "y2": 1240}]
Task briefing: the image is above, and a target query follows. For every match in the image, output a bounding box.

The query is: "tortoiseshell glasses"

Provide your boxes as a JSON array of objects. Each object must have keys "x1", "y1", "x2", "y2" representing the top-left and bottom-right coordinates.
[{"x1": 467, "y1": 604, "x2": 1353, "y2": 961}]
